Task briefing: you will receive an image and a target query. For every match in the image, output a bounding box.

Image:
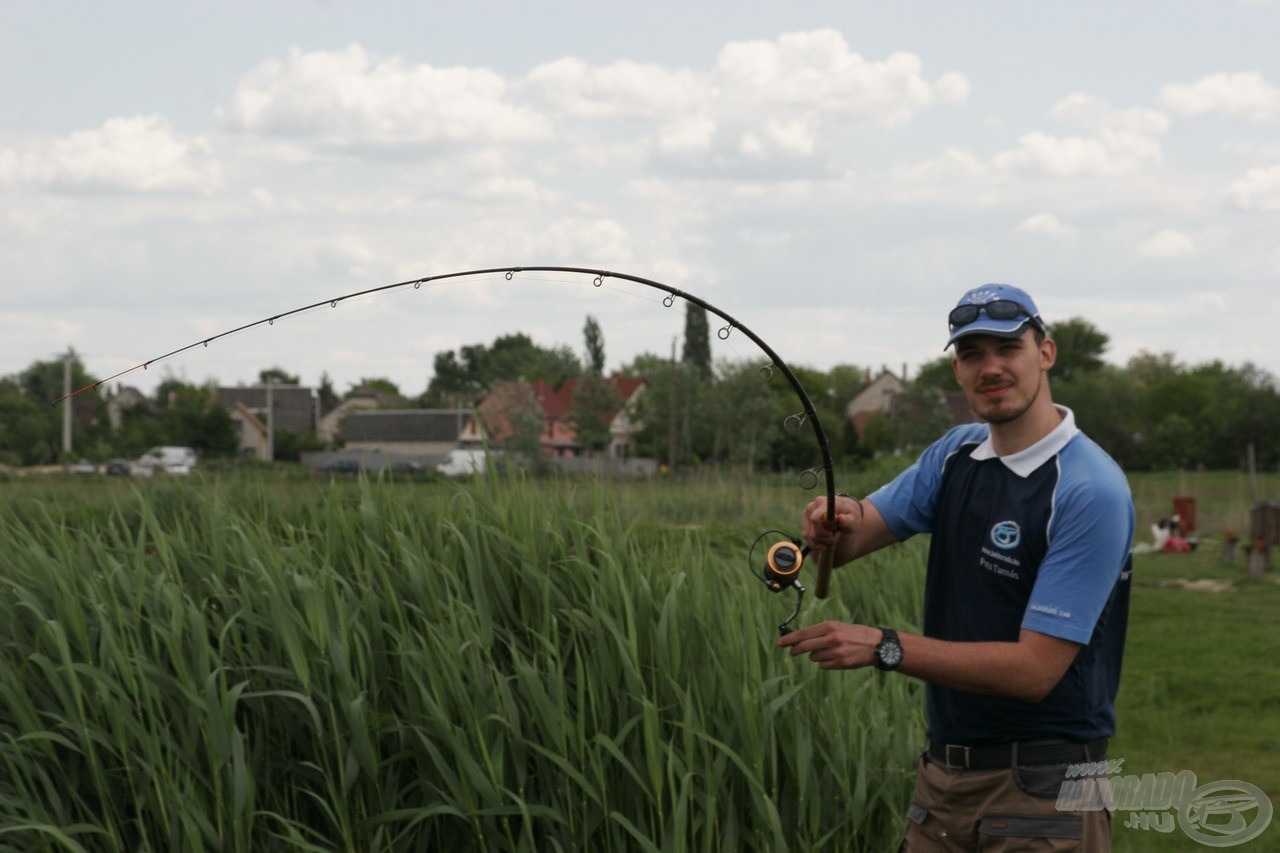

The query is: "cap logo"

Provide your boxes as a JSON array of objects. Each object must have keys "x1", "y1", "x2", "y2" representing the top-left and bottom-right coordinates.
[{"x1": 965, "y1": 288, "x2": 1001, "y2": 305}]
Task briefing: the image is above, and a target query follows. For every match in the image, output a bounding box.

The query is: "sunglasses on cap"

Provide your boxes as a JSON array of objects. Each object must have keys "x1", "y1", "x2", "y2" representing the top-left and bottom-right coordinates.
[{"x1": 947, "y1": 299, "x2": 1041, "y2": 330}]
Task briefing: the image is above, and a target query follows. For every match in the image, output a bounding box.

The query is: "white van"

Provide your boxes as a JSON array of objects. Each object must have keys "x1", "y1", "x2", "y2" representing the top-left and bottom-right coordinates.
[
  {"x1": 436, "y1": 448, "x2": 492, "y2": 477},
  {"x1": 131, "y1": 446, "x2": 198, "y2": 477}
]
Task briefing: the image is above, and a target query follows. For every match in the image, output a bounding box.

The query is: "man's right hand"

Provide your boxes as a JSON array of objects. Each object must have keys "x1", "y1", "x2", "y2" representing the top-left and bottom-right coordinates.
[{"x1": 802, "y1": 495, "x2": 864, "y2": 553}]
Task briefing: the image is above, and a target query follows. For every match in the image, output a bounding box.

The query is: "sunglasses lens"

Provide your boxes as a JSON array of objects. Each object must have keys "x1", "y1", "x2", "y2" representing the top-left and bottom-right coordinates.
[
  {"x1": 949, "y1": 300, "x2": 1028, "y2": 328},
  {"x1": 985, "y1": 300, "x2": 1023, "y2": 320}
]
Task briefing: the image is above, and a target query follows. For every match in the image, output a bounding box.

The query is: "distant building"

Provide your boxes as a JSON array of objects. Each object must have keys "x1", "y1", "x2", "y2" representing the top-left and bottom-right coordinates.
[
  {"x1": 464, "y1": 376, "x2": 645, "y2": 458},
  {"x1": 340, "y1": 409, "x2": 474, "y2": 457},
  {"x1": 318, "y1": 388, "x2": 404, "y2": 444},
  {"x1": 105, "y1": 385, "x2": 151, "y2": 429},
  {"x1": 216, "y1": 385, "x2": 318, "y2": 458},
  {"x1": 845, "y1": 369, "x2": 905, "y2": 438},
  {"x1": 844, "y1": 367, "x2": 979, "y2": 439},
  {"x1": 227, "y1": 401, "x2": 270, "y2": 461}
]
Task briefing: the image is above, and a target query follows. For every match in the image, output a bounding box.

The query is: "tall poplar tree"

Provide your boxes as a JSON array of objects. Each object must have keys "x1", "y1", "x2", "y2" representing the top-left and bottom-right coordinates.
[{"x1": 681, "y1": 304, "x2": 711, "y2": 378}]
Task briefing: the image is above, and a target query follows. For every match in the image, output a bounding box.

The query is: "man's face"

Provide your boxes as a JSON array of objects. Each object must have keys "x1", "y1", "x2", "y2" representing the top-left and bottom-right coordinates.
[{"x1": 950, "y1": 328, "x2": 1056, "y2": 425}]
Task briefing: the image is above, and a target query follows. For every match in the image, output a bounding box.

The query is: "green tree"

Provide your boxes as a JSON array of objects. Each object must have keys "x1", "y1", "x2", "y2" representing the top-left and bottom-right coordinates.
[
  {"x1": 15, "y1": 355, "x2": 106, "y2": 463},
  {"x1": 424, "y1": 333, "x2": 581, "y2": 407},
  {"x1": 707, "y1": 362, "x2": 780, "y2": 473},
  {"x1": 317, "y1": 372, "x2": 339, "y2": 416},
  {"x1": 258, "y1": 367, "x2": 300, "y2": 386},
  {"x1": 913, "y1": 357, "x2": 956, "y2": 392},
  {"x1": 117, "y1": 381, "x2": 237, "y2": 457},
  {"x1": 681, "y1": 304, "x2": 712, "y2": 379},
  {"x1": 349, "y1": 378, "x2": 402, "y2": 398},
  {"x1": 0, "y1": 379, "x2": 51, "y2": 466},
  {"x1": 893, "y1": 384, "x2": 955, "y2": 451},
  {"x1": 1047, "y1": 317, "x2": 1108, "y2": 381},
  {"x1": 570, "y1": 378, "x2": 621, "y2": 454},
  {"x1": 583, "y1": 315, "x2": 606, "y2": 376},
  {"x1": 1054, "y1": 366, "x2": 1142, "y2": 468}
]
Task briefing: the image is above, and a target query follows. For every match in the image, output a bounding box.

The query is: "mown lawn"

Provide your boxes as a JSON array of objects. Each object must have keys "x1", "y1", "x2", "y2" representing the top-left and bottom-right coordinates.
[{"x1": 1111, "y1": 542, "x2": 1280, "y2": 851}]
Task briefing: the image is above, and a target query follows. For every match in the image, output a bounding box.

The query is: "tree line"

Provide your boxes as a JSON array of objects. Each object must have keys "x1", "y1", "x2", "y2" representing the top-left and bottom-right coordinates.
[{"x1": 3, "y1": 314, "x2": 1276, "y2": 473}]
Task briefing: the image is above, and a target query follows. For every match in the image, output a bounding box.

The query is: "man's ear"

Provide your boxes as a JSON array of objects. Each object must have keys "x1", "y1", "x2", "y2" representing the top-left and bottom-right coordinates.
[{"x1": 1040, "y1": 337, "x2": 1057, "y2": 371}]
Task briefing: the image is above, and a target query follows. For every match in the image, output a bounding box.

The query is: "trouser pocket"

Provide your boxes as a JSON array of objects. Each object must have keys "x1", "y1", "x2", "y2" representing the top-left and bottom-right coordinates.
[
  {"x1": 979, "y1": 814, "x2": 1084, "y2": 839},
  {"x1": 1013, "y1": 762, "x2": 1075, "y2": 799}
]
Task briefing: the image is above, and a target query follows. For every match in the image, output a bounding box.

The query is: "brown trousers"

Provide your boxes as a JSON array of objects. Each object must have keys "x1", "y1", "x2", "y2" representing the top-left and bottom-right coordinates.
[{"x1": 901, "y1": 754, "x2": 1112, "y2": 851}]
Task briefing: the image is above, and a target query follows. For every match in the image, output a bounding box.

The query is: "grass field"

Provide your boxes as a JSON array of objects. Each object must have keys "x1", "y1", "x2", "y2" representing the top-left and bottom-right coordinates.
[{"x1": 0, "y1": 465, "x2": 1276, "y2": 850}]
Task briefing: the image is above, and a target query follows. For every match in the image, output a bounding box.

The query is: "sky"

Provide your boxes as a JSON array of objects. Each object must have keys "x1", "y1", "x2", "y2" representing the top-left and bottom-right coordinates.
[{"x1": 3, "y1": 1, "x2": 1279, "y2": 401}]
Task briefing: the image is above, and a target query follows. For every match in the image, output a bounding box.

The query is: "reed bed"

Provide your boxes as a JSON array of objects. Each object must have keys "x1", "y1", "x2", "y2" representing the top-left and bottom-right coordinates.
[{"x1": 0, "y1": 472, "x2": 926, "y2": 851}]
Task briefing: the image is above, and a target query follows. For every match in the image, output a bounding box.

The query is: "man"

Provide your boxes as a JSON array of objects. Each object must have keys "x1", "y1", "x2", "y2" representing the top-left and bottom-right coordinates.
[{"x1": 778, "y1": 284, "x2": 1133, "y2": 851}]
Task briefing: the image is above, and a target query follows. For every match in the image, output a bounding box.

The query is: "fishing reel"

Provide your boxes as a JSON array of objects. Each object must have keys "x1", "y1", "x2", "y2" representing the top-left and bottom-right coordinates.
[{"x1": 750, "y1": 532, "x2": 810, "y2": 636}]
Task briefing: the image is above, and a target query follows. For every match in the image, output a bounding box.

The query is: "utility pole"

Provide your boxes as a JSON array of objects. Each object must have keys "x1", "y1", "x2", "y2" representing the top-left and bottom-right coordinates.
[
  {"x1": 667, "y1": 337, "x2": 677, "y2": 470},
  {"x1": 62, "y1": 348, "x2": 74, "y2": 458},
  {"x1": 265, "y1": 378, "x2": 275, "y2": 462}
]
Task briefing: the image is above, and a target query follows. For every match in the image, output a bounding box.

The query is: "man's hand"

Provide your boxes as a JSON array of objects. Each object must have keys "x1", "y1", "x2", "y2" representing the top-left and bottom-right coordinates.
[
  {"x1": 801, "y1": 495, "x2": 863, "y2": 552},
  {"x1": 776, "y1": 620, "x2": 882, "y2": 670}
]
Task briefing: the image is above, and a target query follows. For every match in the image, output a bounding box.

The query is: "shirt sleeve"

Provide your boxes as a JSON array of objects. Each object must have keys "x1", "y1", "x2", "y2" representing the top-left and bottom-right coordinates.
[
  {"x1": 1022, "y1": 442, "x2": 1135, "y2": 644},
  {"x1": 868, "y1": 425, "x2": 987, "y2": 541}
]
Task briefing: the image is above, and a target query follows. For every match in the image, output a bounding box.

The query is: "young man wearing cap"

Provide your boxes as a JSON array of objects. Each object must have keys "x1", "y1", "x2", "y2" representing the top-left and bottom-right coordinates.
[{"x1": 778, "y1": 285, "x2": 1134, "y2": 851}]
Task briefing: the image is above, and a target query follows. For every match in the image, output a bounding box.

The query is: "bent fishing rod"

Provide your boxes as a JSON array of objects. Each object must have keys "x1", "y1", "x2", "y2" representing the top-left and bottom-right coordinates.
[{"x1": 58, "y1": 265, "x2": 843, "y2": 629}]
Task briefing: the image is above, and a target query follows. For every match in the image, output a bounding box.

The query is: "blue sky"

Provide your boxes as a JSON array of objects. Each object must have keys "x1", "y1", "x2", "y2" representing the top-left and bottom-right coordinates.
[{"x1": 3, "y1": 1, "x2": 1278, "y2": 398}]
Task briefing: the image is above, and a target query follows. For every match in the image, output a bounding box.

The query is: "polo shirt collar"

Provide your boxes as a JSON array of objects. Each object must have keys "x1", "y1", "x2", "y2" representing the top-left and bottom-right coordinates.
[{"x1": 969, "y1": 405, "x2": 1078, "y2": 477}]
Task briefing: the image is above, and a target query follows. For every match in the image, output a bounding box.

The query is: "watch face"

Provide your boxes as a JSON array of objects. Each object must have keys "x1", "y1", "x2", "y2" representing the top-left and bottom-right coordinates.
[{"x1": 879, "y1": 640, "x2": 903, "y2": 667}]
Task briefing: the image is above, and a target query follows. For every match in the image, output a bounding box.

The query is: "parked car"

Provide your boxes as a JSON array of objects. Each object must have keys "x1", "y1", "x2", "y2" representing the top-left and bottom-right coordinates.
[
  {"x1": 71, "y1": 458, "x2": 97, "y2": 474},
  {"x1": 436, "y1": 448, "x2": 494, "y2": 477},
  {"x1": 131, "y1": 446, "x2": 198, "y2": 477},
  {"x1": 106, "y1": 459, "x2": 131, "y2": 476},
  {"x1": 317, "y1": 458, "x2": 362, "y2": 475}
]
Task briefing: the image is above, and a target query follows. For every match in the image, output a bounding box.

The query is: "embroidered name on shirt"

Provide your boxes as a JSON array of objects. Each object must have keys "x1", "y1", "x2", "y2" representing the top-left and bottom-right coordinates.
[
  {"x1": 979, "y1": 546, "x2": 1022, "y2": 579},
  {"x1": 1029, "y1": 603, "x2": 1073, "y2": 619}
]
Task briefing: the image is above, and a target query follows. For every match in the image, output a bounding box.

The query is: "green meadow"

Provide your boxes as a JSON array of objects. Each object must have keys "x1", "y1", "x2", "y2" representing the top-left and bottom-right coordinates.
[{"x1": 0, "y1": 467, "x2": 1275, "y2": 851}]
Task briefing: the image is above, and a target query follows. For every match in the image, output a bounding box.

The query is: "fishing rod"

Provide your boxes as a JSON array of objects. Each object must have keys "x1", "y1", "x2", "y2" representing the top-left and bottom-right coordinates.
[{"x1": 57, "y1": 265, "x2": 842, "y2": 626}]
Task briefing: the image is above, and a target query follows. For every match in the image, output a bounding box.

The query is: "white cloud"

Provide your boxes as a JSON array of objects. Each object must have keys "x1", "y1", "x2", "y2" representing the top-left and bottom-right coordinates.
[
  {"x1": 1228, "y1": 164, "x2": 1280, "y2": 210},
  {"x1": 934, "y1": 72, "x2": 971, "y2": 106},
  {"x1": 713, "y1": 30, "x2": 966, "y2": 126},
  {"x1": 522, "y1": 57, "x2": 703, "y2": 118},
  {"x1": 1138, "y1": 229, "x2": 1197, "y2": 259},
  {"x1": 656, "y1": 116, "x2": 717, "y2": 155},
  {"x1": 1048, "y1": 93, "x2": 1169, "y2": 135},
  {"x1": 0, "y1": 115, "x2": 222, "y2": 194},
  {"x1": 994, "y1": 129, "x2": 1163, "y2": 176},
  {"x1": 1157, "y1": 72, "x2": 1280, "y2": 121},
  {"x1": 224, "y1": 44, "x2": 552, "y2": 145},
  {"x1": 892, "y1": 147, "x2": 987, "y2": 180},
  {"x1": 1016, "y1": 213, "x2": 1077, "y2": 239}
]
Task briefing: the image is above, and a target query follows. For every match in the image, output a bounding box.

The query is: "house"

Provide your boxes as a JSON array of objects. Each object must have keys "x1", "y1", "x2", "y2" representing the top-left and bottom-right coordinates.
[
  {"x1": 845, "y1": 369, "x2": 905, "y2": 438},
  {"x1": 216, "y1": 385, "x2": 318, "y2": 458},
  {"x1": 227, "y1": 401, "x2": 270, "y2": 461},
  {"x1": 845, "y1": 367, "x2": 980, "y2": 439},
  {"x1": 105, "y1": 385, "x2": 151, "y2": 429},
  {"x1": 317, "y1": 388, "x2": 404, "y2": 444},
  {"x1": 340, "y1": 409, "x2": 474, "y2": 456},
  {"x1": 463, "y1": 376, "x2": 646, "y2": 458}
]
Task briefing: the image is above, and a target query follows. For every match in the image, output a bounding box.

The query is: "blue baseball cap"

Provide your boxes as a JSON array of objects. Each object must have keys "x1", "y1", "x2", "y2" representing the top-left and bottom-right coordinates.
[{"x1": 945, "y1": 284, "x2": 1045, "y2": 348}]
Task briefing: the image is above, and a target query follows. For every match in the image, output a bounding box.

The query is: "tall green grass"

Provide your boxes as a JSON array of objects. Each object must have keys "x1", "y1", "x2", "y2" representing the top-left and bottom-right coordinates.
[{"x1": 0, "y1": 473, "x2": 925, "y2": 851}]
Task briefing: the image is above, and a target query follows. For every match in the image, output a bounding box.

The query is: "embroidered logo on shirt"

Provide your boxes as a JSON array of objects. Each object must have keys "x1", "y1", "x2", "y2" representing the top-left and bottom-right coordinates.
[{"x1": 990, "y1": 521, "x2": 1021, "y2": 550}]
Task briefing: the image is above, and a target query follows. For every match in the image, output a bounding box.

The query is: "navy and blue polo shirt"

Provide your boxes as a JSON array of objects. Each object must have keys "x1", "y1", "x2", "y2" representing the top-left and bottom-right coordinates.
[{"x1": 868, "y1": 407, "x2": 1134, "y2": 746}]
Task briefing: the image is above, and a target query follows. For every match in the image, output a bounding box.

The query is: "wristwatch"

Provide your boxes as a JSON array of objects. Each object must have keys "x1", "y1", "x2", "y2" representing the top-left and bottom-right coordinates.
[{"x1": 874, "y1": 627, "x2": 903, "y2": 671}]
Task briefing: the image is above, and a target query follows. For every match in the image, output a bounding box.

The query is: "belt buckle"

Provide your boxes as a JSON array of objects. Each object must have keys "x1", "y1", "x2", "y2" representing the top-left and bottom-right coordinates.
[{"x1": 944, "y1": 744, "x2": 971, "y2": 769}]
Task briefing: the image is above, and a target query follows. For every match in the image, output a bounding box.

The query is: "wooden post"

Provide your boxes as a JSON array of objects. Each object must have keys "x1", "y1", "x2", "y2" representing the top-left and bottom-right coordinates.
[
  {"x1": 1221, "y1": 533, "x2": 1239, "y2": 564},
  {"x1": 1248, "y1": 541, "x2": 1267, "y2": 581}
]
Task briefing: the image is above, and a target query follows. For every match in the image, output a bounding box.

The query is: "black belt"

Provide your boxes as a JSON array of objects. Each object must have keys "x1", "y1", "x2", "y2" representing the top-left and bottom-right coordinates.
[{"x1": 927, "y1": 738, "x2": 1107, "y2": 771}]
